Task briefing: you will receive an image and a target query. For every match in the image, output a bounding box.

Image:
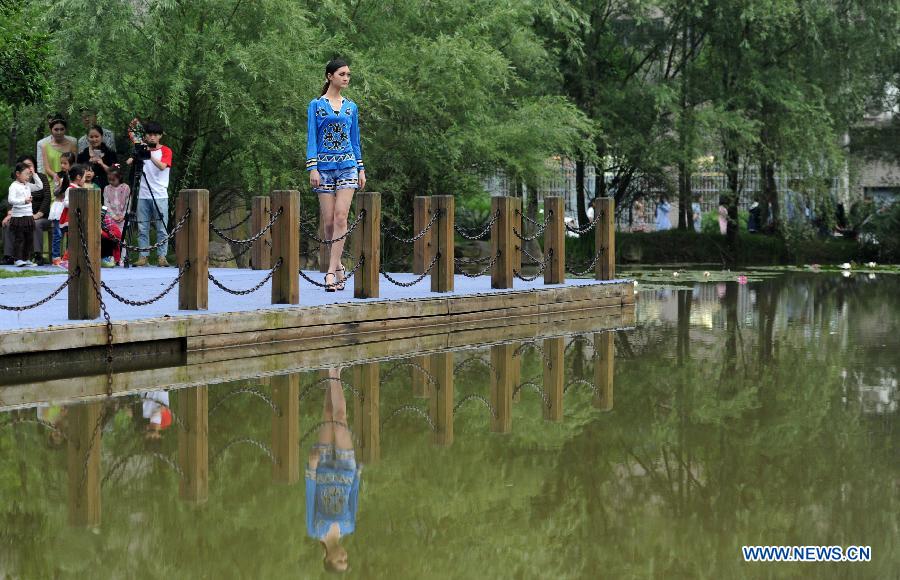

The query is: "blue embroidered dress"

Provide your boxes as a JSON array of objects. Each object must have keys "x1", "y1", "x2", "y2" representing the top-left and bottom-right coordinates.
[
  {"x1": 305, "y1": 96, "x2": 364, "y2": 173},
  {"x1": 305, "y1": 447, "x2": 361, "y2": 540}
]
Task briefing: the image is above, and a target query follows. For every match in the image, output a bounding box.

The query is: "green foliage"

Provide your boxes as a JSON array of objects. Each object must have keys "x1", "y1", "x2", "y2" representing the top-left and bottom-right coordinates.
[
  {"x1": 860, "y1": 202, "x2": 900, "y2": 262},
  {"x1": 0, "y1": 4, "x2": 53, "y2": 109}
]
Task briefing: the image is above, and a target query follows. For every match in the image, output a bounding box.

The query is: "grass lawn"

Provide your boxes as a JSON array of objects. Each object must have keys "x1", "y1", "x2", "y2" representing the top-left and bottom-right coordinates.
[{"x1": 0, "y1": 268, "x2": 65, "y2": 279}]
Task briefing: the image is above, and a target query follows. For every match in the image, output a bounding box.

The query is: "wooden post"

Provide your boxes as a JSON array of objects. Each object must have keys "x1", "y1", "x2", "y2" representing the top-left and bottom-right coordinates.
[
  {"x1": 594, "y1": 197, "x2": 615, "y2": 280},
  {"x1": 412, "y1": 196, "x2": 434, "y2": 275},
  {"x1": 271, "y1": 373, "x2": 300, "y2": 484},
  {"x1": 543, "y1": 196, "x2": 565, "y2": 285},
  {"x1": 318, "y1": 220, "x2": 330, "y2": 273},
  {"x1": 490, "y1": 344, "x2": 514, "y2": 433},
  {"x1": 593, "y1": 331, "x2": 615, "y2": 410},
  {"x1": 68, "y1": 188, "x2": 100, "y2": 320},
  {"x1": 411, "y1": 355, "x2": 433, "y2": 398},
  {"x1": 354, "y1": 192, "x2": 381, "y2": 299},
  {"x1": 511, "y1": 344, "x2": 522, "y2": 403},
  {"x1": 513, "y1": 197, "x2": 523, "y2": 277},
  {"x1": 430, "y1": 352, "x2": 454, "y2": 446},
  {"x1": 491, "y1": 196, "x2": 515, "y2": 289},
  {"x1": 176, "y1": 189, "x2": 209, "y2": 310},
  {"x1": 250, "y1": 196, "x2": 272, "y2": 270},
  {"x1": 543, "y1": 337, "x2": 564, "y2": 421},
  {"x1": 176, "y1": 386, "x2": 208, "y2": 502},
  {"x1": 270, "y1": 190, "x2": 300, "y2": 304},
  {"x1": 430, "y1": 195, "x2": 454, "y2": 292},
  {"x1": 354, "y1": 363, "x2": 380, "y2": 464},
  {"x1": 67, "y1": 402, "x2": 101, "y2": 526}
]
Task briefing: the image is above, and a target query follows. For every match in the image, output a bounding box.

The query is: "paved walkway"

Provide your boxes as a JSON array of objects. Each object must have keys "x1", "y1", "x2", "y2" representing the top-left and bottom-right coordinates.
[{"x1": 0, "y1": 265, "x2": 629, "y2": 332}]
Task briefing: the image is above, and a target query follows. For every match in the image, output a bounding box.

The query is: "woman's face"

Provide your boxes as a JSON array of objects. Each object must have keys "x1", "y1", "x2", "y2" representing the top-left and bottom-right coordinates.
[
  {"x1": 88, "y1": 129, "x2": 102, "y2": 148},
  {"x1": 51, "y1": 123, "x2": 67, "y2": 142},
  {"x1": 329, "y1": 66, "x2": 351, "y2": 90}
]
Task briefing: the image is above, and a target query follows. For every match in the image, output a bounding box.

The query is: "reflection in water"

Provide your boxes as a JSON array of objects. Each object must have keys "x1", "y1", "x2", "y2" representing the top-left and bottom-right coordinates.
[
  {"x1": 2, "y1": 273, "x2": 897, "y2": 578},
  {"x1": 306, "y1": 368, "x2": 361, "y2": 573}
]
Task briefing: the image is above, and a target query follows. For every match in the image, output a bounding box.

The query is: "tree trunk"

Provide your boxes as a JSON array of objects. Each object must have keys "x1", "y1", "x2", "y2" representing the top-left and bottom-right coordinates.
[
  {"x1": 575, "y1": 159, "x2": 588, "y2": 228},
  {"x1": 7, "y1": 106, "x2": 18, "y2": 168},
  {"x1": 724, "y1": 145, "x2": 741, "y2": 268},
  {"x1": 760, "y1": 158, "x2": 779, "y2": 234}
]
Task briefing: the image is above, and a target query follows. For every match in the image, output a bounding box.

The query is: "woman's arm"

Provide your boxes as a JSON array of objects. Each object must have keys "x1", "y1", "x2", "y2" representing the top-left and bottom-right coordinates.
[
  {"x1": 350, "y1": 105, "x2": 364, "y2": 172},
  {"x1": 305, "y1": 100, "x2": 319, "y2": 172}
]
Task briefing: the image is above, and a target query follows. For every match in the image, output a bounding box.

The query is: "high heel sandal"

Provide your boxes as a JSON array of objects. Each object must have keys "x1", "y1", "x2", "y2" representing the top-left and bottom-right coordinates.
[
  {"x1": 336, "y1": 265, "x2": 346, "y2": 291},
  {"x1": 325, "y1": 272, "x2": 337, "y2": 292}
]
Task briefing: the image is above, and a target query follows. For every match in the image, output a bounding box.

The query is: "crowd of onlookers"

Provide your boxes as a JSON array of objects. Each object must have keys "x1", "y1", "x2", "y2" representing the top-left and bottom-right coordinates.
[{"x1": 3, "y1": 110, "x2": 172, "y2": 269}]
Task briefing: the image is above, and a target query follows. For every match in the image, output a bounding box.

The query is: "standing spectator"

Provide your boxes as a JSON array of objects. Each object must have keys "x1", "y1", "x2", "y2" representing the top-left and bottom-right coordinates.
[
  {"x1": 2, "y1": 156, "x2": 51, "y2": 265},
  {"x1": 35, "y1": 112, "x2": 76, "y2": 176},
  {"x1": 47, "y1": 153, "x2": 75, "y2": 266},
  {"x1": 40, "y1": 116, "x2": 77, "y2": 191},
  {"x1": 103, "y1": 165, "x2": 130, "y2": 266},
  {"x1": 77, "y1": 109, "x2": 116, "y2": 154},
  {"x1": 6, "y1": 162, "x2": 43, "y2": 267},
  {"x1": 632, "y1": 199, "x2": 648, "y2": 232},
  {"x1": 718, "y1": 197, "x2": 728, "y2": 235},
  {"x1": 126, "y1": 121, "x2": 172, "y2": 267},
  {"x1": 77, "y1": 124, "x2": 117, "y2": 189},
  {"x1": 655, "y1": 195, "x2": 671, "y2": 231},
  {"x1": 691, "y1": 194, "x2": 702, "y2": 233},
  {"x1": 748, "y1": 201, "x2": 761, "y2": 233}
]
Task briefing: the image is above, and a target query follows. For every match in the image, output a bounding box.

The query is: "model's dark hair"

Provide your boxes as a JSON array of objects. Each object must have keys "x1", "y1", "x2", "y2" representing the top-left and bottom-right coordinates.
[
  {"x1": 88, "y1": 124, "x2": 104, "y2": 136},
  {"x1": 48, "y1": 117, "x2": 67, "y2": 129},
  {"x1": 68, "y1": 163, "x2": 88, "y2": 181},
  {"x1": 320, "y1": 58, "x2": 349, "y2": 96},
  {"x1": 143, "y1": 121, "x2": 164, "y2": 135}
]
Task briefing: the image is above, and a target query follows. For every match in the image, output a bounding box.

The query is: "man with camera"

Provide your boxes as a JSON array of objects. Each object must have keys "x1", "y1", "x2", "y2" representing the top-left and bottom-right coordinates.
[{"x1": 127, "y1": 121, "x2": 172, "y2": 267}]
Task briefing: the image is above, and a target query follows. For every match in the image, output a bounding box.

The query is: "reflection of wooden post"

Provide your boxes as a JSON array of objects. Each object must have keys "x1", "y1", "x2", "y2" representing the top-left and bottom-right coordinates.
[
  {"x1": 411, "y1": 355, "x2": 432, "y2": 398},
  {"x1": 271, "y1": 190, "x2": 300, "y2": 304},
  {"x1": 250, "y1": 195, "x2": 272, "y2": 270},
  {"x1": 490, "y1": 344, "x2": 514, "y2": 433},
  {"x1": 354, "y1": 192, "x2": 381, "y2": 299},
  {"x1": 354, "y1": 363, "x2": 380, "y2": 464},
  {"x1": 512, "y1": 197, "x2": 523, "y2": 277},
  {"x1": 543, "y1": 338, "x2": 564, "y2": 421},
  {"x1": 593, "y1": 332, "x2": 615, "y2": 410},
  {"x1": 271, "y1": 374, "x2": 300, "y2": 484},
  {"x1": 543, "y1": 196, "x2": 565, "y2": 284},
  {"x1": 430, "y1": 352, "x2": 454, "y2": 446},
  {"x1": 177, "y1": 386, "x2": 208, "y2": 502},
  {"x1": 594, "y1": 197, "x2": 615, "y2": 280},
  {"x1": 176, "y1": 189, "x2": 209, "y2": 310},
  {"x1": 491, "y1": 196, "x2": 514, "y2": 289},
  {"x1": 413, "y1": 197, "x2": 433, "y2": 275},
  {"x1": 431, "y1": 195, "x2": 455, "y2": 292},
  {"x1": 68, "y1": 188, "x2": 100, "y2": 320},
  {"x1": 67, "y1": 402, "x2": 101, "y2": 526}
]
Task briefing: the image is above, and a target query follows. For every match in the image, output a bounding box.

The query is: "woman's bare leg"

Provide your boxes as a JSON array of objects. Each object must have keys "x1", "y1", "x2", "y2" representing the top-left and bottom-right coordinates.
[
  {"x1": 318, "y1": 193, "x2": 336, "y2": 276},
  {"x1": 328, "y1": 189, "x2": 355, "y2": 280},
  {"x1": 327, "y1": 367, "x2": 353, "y2": 451}
]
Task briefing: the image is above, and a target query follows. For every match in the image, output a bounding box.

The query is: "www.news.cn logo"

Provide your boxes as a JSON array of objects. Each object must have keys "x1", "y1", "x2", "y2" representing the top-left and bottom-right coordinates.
[{"x1": 742, "y1": 545, "x2": 872, "y2": 563}]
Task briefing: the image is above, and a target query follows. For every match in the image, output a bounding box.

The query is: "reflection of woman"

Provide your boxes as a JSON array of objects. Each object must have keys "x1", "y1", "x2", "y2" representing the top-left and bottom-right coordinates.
[{"x1": 306, "y1": 368, "x2": 361, "y2": 573}]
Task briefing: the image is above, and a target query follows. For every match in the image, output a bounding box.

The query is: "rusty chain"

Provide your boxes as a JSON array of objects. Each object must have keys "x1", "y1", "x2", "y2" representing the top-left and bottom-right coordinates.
[
  {"x1": 101, "y1": 261, "x2": 190, "y2": 306},
  {"x1": 210, "y1": 207, "x2": 283, "y2": 246},
  {"x1": 298, "y1": 209, "x2": 366, "y2": 245},
  {"x1": 384, "y1": 208, "x2": 442, "y2": 243},
  {"x1": 380, "y1": 252, "x2": 439, "y2": 287},
  {"x1": 208, "y1": 257, "x2": 282, "y2": 295},
  {"x1": 454, "y1": 210, "x2": 500, "y2": 240}
]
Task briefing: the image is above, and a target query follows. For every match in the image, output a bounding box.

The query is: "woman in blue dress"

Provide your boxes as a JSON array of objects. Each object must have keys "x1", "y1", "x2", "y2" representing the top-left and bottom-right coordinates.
[
  {"x1": 655, "y1": 195, "x2": 672, "y2": 231},
  {"x1": 306, "y1": 58, "x2": 366, "y2": 291},
  {"x1": 306, "y1": 367, "x2": 361, "y2": 573}
]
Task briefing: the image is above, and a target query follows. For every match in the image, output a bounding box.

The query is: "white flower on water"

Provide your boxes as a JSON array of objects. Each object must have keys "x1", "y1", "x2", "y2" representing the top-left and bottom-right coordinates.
[
  {"x1": 703, "y1": 271, "x2": 711, "y2": 277},
  {"x1": 865, "y1": 261, "x2": 877, "y2": 268},
  {"x1": 632, "y1": 280, "x2": 639, "y2": 286},
  {"x1": 868, "y1": 273, "x2": 876, "y2": 280},
  {"x1": 672, "y1": 271, "x2": 679, "y2": 277},
  {"x1": 839, "y1": 263, "x2": 851, "y2": 270},
  {"x1": 842, "y1": 270, "x2": 851, "y2": 278}
]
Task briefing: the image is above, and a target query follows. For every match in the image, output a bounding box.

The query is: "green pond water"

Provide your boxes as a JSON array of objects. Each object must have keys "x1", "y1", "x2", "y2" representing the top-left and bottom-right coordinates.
[{"x1": 0, "y1": 272, "x2": 897, "y2": 579}]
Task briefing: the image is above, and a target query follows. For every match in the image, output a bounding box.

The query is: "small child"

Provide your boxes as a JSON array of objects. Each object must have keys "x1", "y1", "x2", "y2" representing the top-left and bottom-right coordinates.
[
  {"x1": 48, "y1": 152, "x2": 76, "y2": 266},
  {"x1": 7, "y1": 162, "x2": 44, "y2": 266},
  {"x1": 103, "y1": 166, "x2": 130, "y2": 266},
  {"x1": 56, "y1": 164, "x2": 88, "y2": 269}
]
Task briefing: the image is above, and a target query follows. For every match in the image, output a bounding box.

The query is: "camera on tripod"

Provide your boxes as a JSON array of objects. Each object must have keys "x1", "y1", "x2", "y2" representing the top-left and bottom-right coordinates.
[{"x1": 133, "y1": 141, "x2": 152, "y2": 160}]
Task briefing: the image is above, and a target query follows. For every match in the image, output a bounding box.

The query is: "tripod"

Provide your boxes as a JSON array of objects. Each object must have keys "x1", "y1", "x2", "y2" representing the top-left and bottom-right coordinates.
[{"x1": 121, "y1": 154, "x2": 168, "y2": 267}]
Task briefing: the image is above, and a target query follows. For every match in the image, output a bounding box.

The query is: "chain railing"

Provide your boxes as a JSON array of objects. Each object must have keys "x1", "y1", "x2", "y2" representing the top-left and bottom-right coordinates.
[
  {"x1": 300, "y1": 420, "x2": 359, "y2": 445},
  {"x1": 213, "y1": 211, "x2": 251, "y2": 233},
  {"x1": 299, "y1": 377, "x2": 363, "y2": 401},
  {"x1": 299, "y1": 255, "x2": 364, "y2": 288},
  {"x1": 514, "y1": 249, "x2": 552, "y2": 282},
  {"x1": 209, "y1": 386, "x2": 281, "y2": 416},
  {"x1": 101, "y1": 261, "x2": 190, "y2": 306},
  {"x1": 381, "y1": 404, "x2": 436, "y2": 431},
  {"x1": 210, "y1": 207, "x2": 283, "y2": 246},
  {"x1": 455, "y1": 252, "x2": 500, "y2": 278},
  {"x1": 381, "y1": 360, "x2": 438, "y2": 387},
  {"x1": 298, "y1": 209, "x2": 366, "y2": 245},
  {"x1": 208, "y1": 257, "x2": 283, "y2": 295},
  {"x1": 384, "y1": 208, "x2": 442, "y2": 244},
  {"x1": 512, "y1": 381, "x2": 551, "y2": 407},
  {"x1": 564, "y1": 210, "x2": 602, "y2": 235},
  {"x1": 102, "y1": 208, "x2": 192, "y2": 253},
  {"x1": 566, "y1": 249, "x2": 604, "y2": 277},
  {"x1": 380, "y1": 252, "x2": 439, "y2": 287},
  {"x1": 512, "y1": 209, "x2": 551, "y2": 241},
  {"x1": 563, "y1": 378, "x2": 599, "y2": 395},
  {"x1": 454, "y1": 355, "x2": 495, "y2": 373},
  {"x1": 454, "y1": 210, "x2": 500, "y2": 240},
  {"x1": 213, "y1": 436, "x2": 276, "y2": 464},
  {"x1": 0, "y1": 268, "x2": 79, "y2": 311}
]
